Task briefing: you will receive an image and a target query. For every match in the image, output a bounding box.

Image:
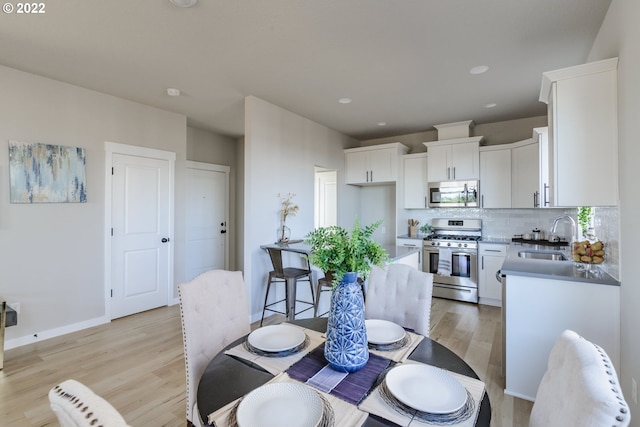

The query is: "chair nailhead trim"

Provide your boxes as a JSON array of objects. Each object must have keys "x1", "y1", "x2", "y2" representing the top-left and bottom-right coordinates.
[{"x1": 53, "y1": 384, "x2": 105, "y2": 427}]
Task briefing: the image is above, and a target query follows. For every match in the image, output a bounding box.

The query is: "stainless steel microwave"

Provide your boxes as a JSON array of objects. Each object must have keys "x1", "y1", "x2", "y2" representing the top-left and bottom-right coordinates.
[{"x1": 428, "y1": 180, "x2": 479, "y2": 208}]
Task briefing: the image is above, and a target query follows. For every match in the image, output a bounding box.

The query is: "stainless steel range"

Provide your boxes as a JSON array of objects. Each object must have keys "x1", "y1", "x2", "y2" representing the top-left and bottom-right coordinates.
[{"x1": 422, "y1": 218, "x2": 482, "y2": 303}]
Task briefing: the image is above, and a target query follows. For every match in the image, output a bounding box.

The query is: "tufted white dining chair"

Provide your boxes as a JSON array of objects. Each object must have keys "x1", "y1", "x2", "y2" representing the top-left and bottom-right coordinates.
[
  {"x1": 365, "y1": 264, "x2": 434, "y2": 336},
  {"x1": 529, "y1": 329, "x2": 630, "y2": 427},
  {"x1": 178, "y1": 270, "x2": 250, "y2": 427},
  {"x1": 48, "y1": 379, "x2": 131, "y2": 427}
]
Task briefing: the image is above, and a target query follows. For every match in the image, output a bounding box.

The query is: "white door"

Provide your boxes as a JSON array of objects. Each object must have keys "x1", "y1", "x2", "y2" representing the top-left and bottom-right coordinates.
[
  {"x1": 314, "y1": 169, "x2": 337, "y2": 228},
  {"x1": 186, "y1": 162, "x2": 229, "y2": 281},
  {"x1": 110, "y1": 152, "x2": 172, "y2": 319}
]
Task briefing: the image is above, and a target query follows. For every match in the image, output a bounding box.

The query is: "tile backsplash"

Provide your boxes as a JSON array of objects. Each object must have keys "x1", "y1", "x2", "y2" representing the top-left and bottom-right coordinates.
[{"x1": 400, "y1": 207, "x2": 620, "y2": 280}]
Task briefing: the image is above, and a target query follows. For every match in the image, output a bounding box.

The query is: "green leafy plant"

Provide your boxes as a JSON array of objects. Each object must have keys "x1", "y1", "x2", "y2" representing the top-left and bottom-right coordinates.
[
  {"x1": 419, "y1": 223, "x2": 433, "y2": 235},
  {"x1": 305, "y1": 219, "x2": 389, "y2": 286},
  {"x1": 577, "y1": 206, "x2": 593, "y2": 238}
]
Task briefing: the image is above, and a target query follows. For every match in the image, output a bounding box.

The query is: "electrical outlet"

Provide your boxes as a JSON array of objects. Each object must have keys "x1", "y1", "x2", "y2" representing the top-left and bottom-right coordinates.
[
  {"x1": 8, "y1": 302, "x2": 20, "y2": 314},
  {"x1": 632, "y1": 377, "x2": 637, "y2": 405}
]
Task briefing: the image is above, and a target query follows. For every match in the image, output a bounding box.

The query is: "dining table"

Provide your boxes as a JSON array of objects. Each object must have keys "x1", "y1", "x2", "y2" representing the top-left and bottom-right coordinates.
[{"x1": 197, "y1": 317, "x2": 491, "y2": 427}]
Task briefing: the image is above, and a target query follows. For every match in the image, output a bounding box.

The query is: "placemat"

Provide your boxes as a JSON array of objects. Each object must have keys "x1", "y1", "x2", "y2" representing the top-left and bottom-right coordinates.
[
  {"x1": 368, "y1": 330, "x2": 424, "y2": 362},
  {"x1": 206, "y1": 372, "x2": 368, "y2": 427},
  {"x1": 286, "y1": 344, "x2": 391, "y2": 405},
  {"x1": 224, "y1": 324, "x2": 325, "y2": 375},
  {"x1": 358, "y1": 360, "x2": 486, "y2": 427}
]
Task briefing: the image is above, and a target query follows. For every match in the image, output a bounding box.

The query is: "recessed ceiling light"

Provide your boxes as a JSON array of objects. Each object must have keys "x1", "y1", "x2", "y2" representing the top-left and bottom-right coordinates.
[
  {"x1": 377, "y1": 122, "x2": 387, "y2": 126},
  {"x1": 169, "y1": 0, "x2": 197, "y2": 7},
  {"x1": 167, "y1": 88, "x2": 181, "y2": 97},
  {"x1": 470, "y1": 65, "x2": 489, "y2": 75},
  {"x1": 484, "y1": 103, "x2": 497, "y2": 108},
  {"x1": 338, "y1": 98, "x2": 352, "y2": 104}
]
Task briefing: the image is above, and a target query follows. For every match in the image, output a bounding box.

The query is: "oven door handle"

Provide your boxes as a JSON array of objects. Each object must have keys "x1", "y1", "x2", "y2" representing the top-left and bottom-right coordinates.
[{"x1": 451, "y1": 251, "x2": 475, "y2": 256}]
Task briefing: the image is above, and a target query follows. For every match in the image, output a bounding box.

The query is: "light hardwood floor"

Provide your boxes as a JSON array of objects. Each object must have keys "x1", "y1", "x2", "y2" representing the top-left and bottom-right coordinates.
[{"x1": 1, "y1": 299, "x2": 532, "y2": 427}]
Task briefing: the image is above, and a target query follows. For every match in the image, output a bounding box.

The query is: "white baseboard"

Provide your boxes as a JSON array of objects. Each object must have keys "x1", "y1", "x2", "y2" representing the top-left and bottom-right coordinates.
[{"x1": 5, "y1": 315, "x2": 110, "y2": 350}]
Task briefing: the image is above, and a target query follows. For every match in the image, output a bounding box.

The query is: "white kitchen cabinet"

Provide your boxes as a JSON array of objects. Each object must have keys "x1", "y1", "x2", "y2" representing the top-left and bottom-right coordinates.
[
  {"x1": 511, "y1": 139, "x2": 540, "y2": 208},
  {"x1": 539, "y1": 57, "x2": 618, "y2": 207},
  {"x1": 396, "y1": 238, "x2": 422, "y2": 271},
  {"x1": 424, "y1": 137, "x2": 482, "y2": 182},
  {"x1": 345, "y1": 142, "x2": 409, "y2": 185},
  {"x1": 479, "y1": 146, "x2": 511, "y2": 208},
  {"x1": 504, "y1": 274, "x2": 620, "y2": 401},
  {"x1": 403, "y1": 153, "x2": 428, "y2": 209},
  {"x1": 533, "y1": 127, "x2": 551, "y2": 208},
  {"x1": 478, "y1": 243, "x2": 506, "y2": 306}
]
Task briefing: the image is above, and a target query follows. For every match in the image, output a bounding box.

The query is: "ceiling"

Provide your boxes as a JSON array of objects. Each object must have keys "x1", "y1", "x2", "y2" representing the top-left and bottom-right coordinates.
[{"x1": 0, "y1": 0, "x2": 611, "y2": 140}]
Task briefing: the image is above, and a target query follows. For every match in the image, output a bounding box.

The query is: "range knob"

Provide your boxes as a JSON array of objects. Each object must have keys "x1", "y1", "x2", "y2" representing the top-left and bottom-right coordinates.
[{"x1": 446, "y1": 242, "x2": 451, "y2": 247}]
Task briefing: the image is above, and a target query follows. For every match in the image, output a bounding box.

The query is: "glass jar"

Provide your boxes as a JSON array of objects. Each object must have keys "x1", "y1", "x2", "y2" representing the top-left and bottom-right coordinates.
[{"x1": 571, "y1": 239, "x2": 605, "y2": 265}]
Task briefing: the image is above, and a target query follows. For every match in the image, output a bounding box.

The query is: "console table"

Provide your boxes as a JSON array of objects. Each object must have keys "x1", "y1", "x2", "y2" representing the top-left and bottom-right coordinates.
[{"x1": 1, "y1": 298, "x2": 18, "y2": 370}]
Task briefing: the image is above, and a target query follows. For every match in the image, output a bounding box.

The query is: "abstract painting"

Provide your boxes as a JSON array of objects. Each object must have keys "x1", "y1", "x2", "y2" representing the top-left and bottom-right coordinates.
[{"x1": 9, "y1": 141, "x2": 87, "y2": 203}]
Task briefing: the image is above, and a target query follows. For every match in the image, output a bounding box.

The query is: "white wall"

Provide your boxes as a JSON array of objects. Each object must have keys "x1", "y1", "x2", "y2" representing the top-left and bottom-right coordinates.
[
  {"x1": 243, "y1": 96, "x2": 359, "y2": 321},
  {"x1": 0, "y1": 65, "x2": 187, "y2": 347},
  {"x1": 587, "y1": 1, "x2": 640, "y2": 423}
]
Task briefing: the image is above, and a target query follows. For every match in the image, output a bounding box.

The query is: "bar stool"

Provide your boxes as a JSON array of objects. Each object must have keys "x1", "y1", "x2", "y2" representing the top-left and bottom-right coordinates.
[
  {"x1": 260, "y1": 247, "x2": 315, "y2": 326},
  {"x1": 314, "y1": 271, "x2": 366, "y2": 317}
]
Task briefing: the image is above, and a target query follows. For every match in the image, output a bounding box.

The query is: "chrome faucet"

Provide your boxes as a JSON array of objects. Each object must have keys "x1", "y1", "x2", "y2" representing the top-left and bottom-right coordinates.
[{"x1": 550, "y1": 215, "x2": 577, "y2": 242}]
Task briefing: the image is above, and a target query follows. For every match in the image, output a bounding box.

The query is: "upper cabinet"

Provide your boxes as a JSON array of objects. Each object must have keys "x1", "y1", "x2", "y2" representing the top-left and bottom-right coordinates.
[
  {"x1": 533, "y1": 127, "x2": 551, "y2": 208},
  {"x1": 403, "y1": 153, "x2": 428, "y2": 209},
  {"x1": 539, "y1": 58, "x2": 619, "y2": 207},
  {"x1": 345, "y1": 142, "x2": 409, "y2": 185},
  {"x1": 479, "y1": 138, "x2": 540, "y2": 209},
  {"x1": 480, "y1": 146, "x2": 511, "y2": 208},
  {"x1": 424, "y1": 136, "x2": 482, "y2": 182},
  {"x1": 511, "y1": 138, "x2": 540, "y2": 208}
]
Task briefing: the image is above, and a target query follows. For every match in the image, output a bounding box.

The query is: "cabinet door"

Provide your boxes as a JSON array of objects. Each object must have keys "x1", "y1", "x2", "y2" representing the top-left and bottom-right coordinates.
[
  {"x1": 479, "y1": 244, "x2": 506, "y2": 307},
  {"x1": 368, "y1": 147, "x2": 395, "y2": 183},
  {"x1": 536, "y1": 128, "x2": 551, "y2": 208},
  {"x1": 480, "y1": 149, "x2": 511, "y2": 208},
  {"x1": 396, "y1": 238, "x2": 422, "y2": 271},
  {"x1": 551, "y1": 69, "x2": 618, "y2": 206},
  {"x1": 403, "y1": 155, "x2": 428, "y2": 209},
  {"x1": 450, "y1": 142, "x2": 479, "y2": 180},
  {"x1": 345, "y1": 151, "x2": 369, "y2": 184},
  {"x1": 426, "y1": 145, "x2": 449, "y2": 182},
  {"x1": 512, "y1": 143, "x2": 540, "y2": 208}
]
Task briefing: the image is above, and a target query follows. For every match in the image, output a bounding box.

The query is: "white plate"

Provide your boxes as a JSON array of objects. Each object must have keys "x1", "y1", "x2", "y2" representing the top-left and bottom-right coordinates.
[
  {"x1": 247, "y1": 324, "x2": 306, "y2": 352},
  {"x1": 237, "y1": 382, "x2": 323, "y2": 427},
  {"x1": 365, "y1": 319, "x2": 405, "y2": 345},
  {"x1": 385, "y1": 364, "x2": 467, "y2": 414}
]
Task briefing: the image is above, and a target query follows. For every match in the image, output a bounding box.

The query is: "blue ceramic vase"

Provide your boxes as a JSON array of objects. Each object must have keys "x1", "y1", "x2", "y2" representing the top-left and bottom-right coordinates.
[{"x1": 324, "y1": 272, "x2": 369, "y2": 372}]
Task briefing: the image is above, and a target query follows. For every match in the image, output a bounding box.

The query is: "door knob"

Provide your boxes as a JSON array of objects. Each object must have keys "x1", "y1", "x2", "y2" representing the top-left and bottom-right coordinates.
[
  {"x1": 161, "y1": 237, "x2": 170, "y2": 243},
  {"x1": 220, "y1": 230, "x2": 227, "y2": 234}
]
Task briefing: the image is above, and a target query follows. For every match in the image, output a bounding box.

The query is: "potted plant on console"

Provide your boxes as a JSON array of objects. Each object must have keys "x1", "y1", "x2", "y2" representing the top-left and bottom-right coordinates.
[{"x1": 305, "y1": 219, "x2": 389, "y2": 372}]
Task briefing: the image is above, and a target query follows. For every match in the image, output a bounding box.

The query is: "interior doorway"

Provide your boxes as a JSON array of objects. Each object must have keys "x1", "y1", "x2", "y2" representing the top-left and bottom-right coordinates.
[{"x1": 314, "y1": 167, "x2": 337, "y2": 228}]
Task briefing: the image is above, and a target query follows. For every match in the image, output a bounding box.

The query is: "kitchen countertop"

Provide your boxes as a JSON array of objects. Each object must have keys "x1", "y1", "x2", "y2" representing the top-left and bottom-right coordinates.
[
  {"x1": 396, "y1": 234, "x2": 426, "y2": 240},
  {"x1": 261, "y1": 241, "x2": 419, "y2": 263},
  {"x1": 500, "y1": 242, "x2": 620, "y2": 286},
  {"x1": 384, "y1": 244, "x2": 420, "y2": 261}
]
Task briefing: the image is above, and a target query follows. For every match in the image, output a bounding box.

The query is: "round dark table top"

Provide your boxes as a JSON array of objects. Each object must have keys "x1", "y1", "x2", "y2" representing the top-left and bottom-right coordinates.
[{"x1": 197, "y1": 317, "x2": 491, "y2": 426}]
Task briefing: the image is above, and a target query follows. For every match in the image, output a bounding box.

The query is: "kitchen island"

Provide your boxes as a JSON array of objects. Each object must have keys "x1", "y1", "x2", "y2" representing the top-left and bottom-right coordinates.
[
  {"x1": 500, "y1": 242, "x2": 620, "y2": 401},
  {"x1": 501, "y1": 242, "x2": 619, "y2": 286}
]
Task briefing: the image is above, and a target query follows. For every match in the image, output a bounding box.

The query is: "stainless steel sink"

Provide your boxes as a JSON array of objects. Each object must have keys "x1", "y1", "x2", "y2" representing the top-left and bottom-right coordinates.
[{"x1": 518, "y1": 250, "x2": 567, "y2": 261}]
